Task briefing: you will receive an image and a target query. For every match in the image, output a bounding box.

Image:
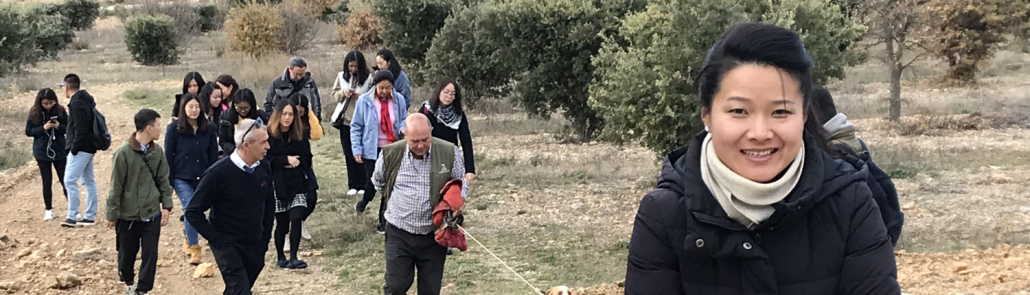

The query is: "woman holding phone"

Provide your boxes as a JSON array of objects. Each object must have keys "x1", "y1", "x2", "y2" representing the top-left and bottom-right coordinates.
[{"x1": 25, "y1": 88, "x2": 69, "y2": 221}]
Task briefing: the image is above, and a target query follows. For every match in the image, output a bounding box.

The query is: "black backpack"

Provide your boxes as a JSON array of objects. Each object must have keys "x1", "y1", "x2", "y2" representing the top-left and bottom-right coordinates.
[
  {"x1": 92, "y1": 108, "x2": 112, "y2": 151},
  {"x1": 835, "y1": 140, "x2": 904, "y2": 246}
]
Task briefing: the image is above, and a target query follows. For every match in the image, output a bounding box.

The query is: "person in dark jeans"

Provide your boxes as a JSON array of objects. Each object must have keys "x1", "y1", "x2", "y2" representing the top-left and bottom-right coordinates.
[
  {"x1": 25, "y1": 88, "x2": 68, "y2": 221},
  {"x1": 185, "y1": 119, "x2": 274, "y2": 295},
  {"x1": 165, "y1": 94, "x2": 219, "y2": 265},
  {"x1": 371, "y1": 114, "x2": 466, "y2": 295},
  {"x1": 105, "y1": 109, "x2": 173, "y2": 295},
  {"x1": 331, "y1": 49, "x2": 373, "y2": 196},
  {"x1": 350, "y1": 70, "x2": 407, "y2": 234}
]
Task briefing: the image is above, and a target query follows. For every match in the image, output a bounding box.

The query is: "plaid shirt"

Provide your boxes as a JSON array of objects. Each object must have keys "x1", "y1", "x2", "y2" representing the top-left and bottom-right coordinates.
[{"x1": 373, "y1": 145, "x2": 467, "y2": 235}]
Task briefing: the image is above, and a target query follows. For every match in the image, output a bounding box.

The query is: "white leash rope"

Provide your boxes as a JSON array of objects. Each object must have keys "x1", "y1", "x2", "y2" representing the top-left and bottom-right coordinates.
[{"x1": 457, "y1": 225, "x2": 544, "y2": 295}]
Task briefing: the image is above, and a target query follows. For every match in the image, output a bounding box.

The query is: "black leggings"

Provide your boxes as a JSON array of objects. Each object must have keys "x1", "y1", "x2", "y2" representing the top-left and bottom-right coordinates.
[
  {"x1": 340, "y1": 126, "x2": 367, "y2": 190},
  {"x1": 36, "y1": 159, "x2": 67, "y2": 210},
  {"x1": 274, "y1": 206, "x2": 305, "y2": 261}
]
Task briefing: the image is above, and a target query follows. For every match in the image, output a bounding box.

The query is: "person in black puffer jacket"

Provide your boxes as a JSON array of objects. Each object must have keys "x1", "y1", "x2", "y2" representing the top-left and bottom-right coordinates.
[
  {"x1": 25, "y1": 88, "x2": 69, "y2": 221},
  {"x1": 624, "y1": 23, "x2": 899, "y2": 294},
  {"x1": 219, "y1": 89, "x2": 266, "y2": 154}
]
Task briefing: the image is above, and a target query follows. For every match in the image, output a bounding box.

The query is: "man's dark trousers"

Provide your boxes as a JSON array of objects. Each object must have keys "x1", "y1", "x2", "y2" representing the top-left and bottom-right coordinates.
[
  {"x1": 383, "y1": 223, "x2": 447, "y2": 295},
  {"x1": 210, "y1": 241, "x2": 266, "y2": 295},
  {"x1": 116, "y1": 219, "x2": 160, "y2": 292}
]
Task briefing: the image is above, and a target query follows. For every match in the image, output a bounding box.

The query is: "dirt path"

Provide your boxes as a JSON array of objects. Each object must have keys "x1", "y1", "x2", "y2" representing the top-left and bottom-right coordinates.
[{"x1": 0, "y1": 82, "x2": 339, "y2": 294}]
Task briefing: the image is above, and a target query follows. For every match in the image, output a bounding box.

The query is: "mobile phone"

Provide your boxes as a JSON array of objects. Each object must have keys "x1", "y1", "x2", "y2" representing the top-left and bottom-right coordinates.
[{"x1": 49, "y1": 116, "x2": 58, "y2": 122}]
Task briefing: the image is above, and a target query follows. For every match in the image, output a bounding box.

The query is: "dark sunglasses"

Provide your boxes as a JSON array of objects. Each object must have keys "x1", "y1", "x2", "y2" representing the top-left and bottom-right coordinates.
[{"x1": 240, "y1": 118, "x2": 265, "y2": 143}]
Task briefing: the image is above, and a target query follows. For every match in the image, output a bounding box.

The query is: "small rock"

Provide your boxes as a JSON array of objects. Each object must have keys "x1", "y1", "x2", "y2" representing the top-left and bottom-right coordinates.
[
  {"x1": 156, "y1": 259, "x2": 167, "y2": 267},
  {"x1": 0, "y1": 281, "x2": 20, "y2": 292},
  {"x1": 55, "y1": 272, "x2": 81, "y2": 289},
  {"x1": 953, "y1": 262, "x2": 971, "y2": 273},
  {"x1": 15, "y1": 247, "x2": 32, "y2": 258},
  {"x1": 193, "y1": 263, "x2": 215, "y2": 279},
  {"x1": 0, "y1": 235, "x2": 9, "y2": 244},
  {"x1": 901, "y1": 202, "x2": 916, "y2": 210},
  {"x1": 1004, "y1": 257, "x2": 1023, "y2": 266},
  {"x1": 1020, "y1": 206, "x2": 1030, "y2": 213},
  {"x1": 73, "y1": 248, "x2": 100, "y2": 256},
  {"x1": 311, "y1": 250, "x2": 323, "y2": 256},
  {"x1": 55, "y1": 249, "x2": 66, "y2": 257},
  {"x1": 616, "y1": 280, "x2": 625, "y2": 287}
]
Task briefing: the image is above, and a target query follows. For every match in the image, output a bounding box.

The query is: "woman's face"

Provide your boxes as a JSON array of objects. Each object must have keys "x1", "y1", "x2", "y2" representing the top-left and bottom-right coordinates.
[
  {"x1": 348, "y1": 61, "x2": 358, "y2": 74},
  {"x1": 280, "y1": 105, "x2": 295, "y2": 129},
  {"x1": 187, "y1": 79, "x2": 199, "y2": 94},
  {"x1": 184, "y1": 99, "x2": 202, "y2": 120},
  {"x1": 376, "y1": 56, "x2": 389, "y2": 70},
  {"x1": 439, "y1": 83, "x2": 456, "y2": 106},
  {"x1": 235, "y1": 101, "x2": 251, "y2": 117},
  {"x1": 376, "y1": 80, "x2": 393, "y2": 97},
  {"x1": 209, "y1": 89, "x2": 222, "y2": 108},
  {"x1": 701, "y1": 64, "x2": 806, "y2": 182},
  {"x1": 217, "y1": 82, "x2": 233, "y2": 98},
  {"x1": 41, "y1": 99, "x2": 56, "y2": 111}
]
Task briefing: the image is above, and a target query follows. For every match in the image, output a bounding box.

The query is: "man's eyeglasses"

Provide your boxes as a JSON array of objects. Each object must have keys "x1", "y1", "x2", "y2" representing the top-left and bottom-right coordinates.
[{"x1": 240, "y1": 119, "x2": 265, "y2": 144}]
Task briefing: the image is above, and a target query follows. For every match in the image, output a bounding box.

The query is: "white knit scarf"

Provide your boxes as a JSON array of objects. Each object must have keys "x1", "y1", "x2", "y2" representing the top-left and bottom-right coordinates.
[{"x1": 699, "y1": 133, "x2": 805, "y2": 228}]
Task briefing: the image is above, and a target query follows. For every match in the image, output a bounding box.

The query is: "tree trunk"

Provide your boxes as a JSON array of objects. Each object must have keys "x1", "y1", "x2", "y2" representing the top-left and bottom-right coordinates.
[{"x1": 889, "y1": 63, "x2": 903, "y2": 122}]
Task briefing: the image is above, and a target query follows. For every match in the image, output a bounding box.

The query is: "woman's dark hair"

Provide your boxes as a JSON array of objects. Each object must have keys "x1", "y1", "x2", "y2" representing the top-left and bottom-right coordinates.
[
  {"x1": 343, "y1": 50, "x2": 371, "y2": 86},
  {"x1": 182, "y1": 72, "x2": 205, "y2": 95},
  {"x1": 288, "y1": 93, "x2": 309, "y2": 117},
  {"x1": 810, "y1": 85, "x2": 838, "y2": 125},
  {"x1": 372, "y1": 70, "x2": 395, "y2": 87},
  {"x1": 227, "y1": 88, "x2": 260, "y2": 123},
  {"x1": 176, "y1": 94, "x2": 210, "y2": 135},
  {"x1": 376, "y1": 49, "x2": 403, "y2": 79},
  {"x1": 267, "y1": 99, "x2": 304, "y2": 141},
  {"x1": 696, "y1": 22, "x2": 836, "y2": 157},
  {"x1": 429, "y1": 78, "x2": 463, "y2": 115},
  {"x1": 28, "y1": 88, "x2": 66, "y2": 126},
  {"x1": 199, "y1": 82, "x2": 220, "y2": 115},
  {"x1": 215, "y1": 74, "x2": 239, "y2": 101}
]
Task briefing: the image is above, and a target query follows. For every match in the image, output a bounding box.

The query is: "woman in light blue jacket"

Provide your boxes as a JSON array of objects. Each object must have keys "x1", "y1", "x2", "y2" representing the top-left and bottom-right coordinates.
[{"x1": 350, "y1": 69, "x2": 407, "y2": 234}]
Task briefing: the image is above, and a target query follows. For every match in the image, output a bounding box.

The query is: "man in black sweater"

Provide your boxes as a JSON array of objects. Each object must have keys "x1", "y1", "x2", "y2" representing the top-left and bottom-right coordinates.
[
  {"x1": 184, "y1": 119, "x2": 273, "y2": 295},
  {"x1": 61, "y1": 73, "x2": 100, "y2": 228}
]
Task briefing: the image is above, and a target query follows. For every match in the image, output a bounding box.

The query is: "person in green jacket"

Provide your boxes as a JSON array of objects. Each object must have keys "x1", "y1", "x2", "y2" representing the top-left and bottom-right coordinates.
[{"x1": 105, "y1": 109, "x2": 173, "y2": 295}]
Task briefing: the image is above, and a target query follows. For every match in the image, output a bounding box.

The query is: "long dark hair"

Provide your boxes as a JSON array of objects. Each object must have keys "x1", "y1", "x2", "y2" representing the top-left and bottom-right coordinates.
[
  {"x1": 267, "y1": 100, "x2": 304, "y2": 141},
  {"x1": 182, "y1": 72, "x2": 205, "y2": 95},
  {"x1": 288, "y1": 93, "x2": 309, "y2": 118},
  {"x1": 343, "y1": 50, "x2": 370, "y2": 86},
  {"x1": 429, "y1": 78, "x2": 463, "y2": 115},
  {"x1": 376, "y1": 49, "x2": 403, "y2": 79},
  {"x1": 696, "y1": 22, "x2": 837, "y2": 158},
  {"x1": 28, "y1": 88, "x2": 66, "y2": 126},
  {"x1": 227, "y1": 88, "x2": 260, "y2": 124},
  {"x1": 199, "y1": 82, "x2": 222, "y2": 120},
  {"x1": 176, "y1": 94, "x2": 210, "y2": 135},
  {"x1": 215, "y1": 74, "x2": 239, "y2": 103}
]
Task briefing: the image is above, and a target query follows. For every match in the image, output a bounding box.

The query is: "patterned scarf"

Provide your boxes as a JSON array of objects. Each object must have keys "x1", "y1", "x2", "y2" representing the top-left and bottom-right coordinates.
[
  {"x1": 434, "y1": 102, "x2": 462, "y2": 130},
  {"x1": 377, "y1": 89, "x2": 396, "y2": 143}
]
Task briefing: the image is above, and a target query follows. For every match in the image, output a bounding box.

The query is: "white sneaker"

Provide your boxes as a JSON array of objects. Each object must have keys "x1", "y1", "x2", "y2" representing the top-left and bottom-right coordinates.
[
  {"x1": 76, "y1": 213, "x2": 82, "y2": 221},
  {"x1": 301, "y1": 225, "x2": 312, "y2": 240},
  {"x1": 346, "y1": 189, "x2": 358, "y2": 195},
  {"x1": 44, "y1": 210, "x2": 54, "y2": 221},
  {"x1": 357, "y1": 190, "x2": 365, "y2": 195}
]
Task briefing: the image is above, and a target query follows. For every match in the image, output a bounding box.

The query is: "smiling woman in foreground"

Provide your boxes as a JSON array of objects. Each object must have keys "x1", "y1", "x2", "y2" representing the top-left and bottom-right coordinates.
[{"x1": 624, "y1": 23, "x2": 900, "y2": 294}]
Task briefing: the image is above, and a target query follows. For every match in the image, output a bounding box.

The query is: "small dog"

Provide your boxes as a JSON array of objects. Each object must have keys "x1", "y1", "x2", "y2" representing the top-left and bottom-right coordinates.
[{"x1": 545, "y1": 285, "x2": 571, "y2": 295}]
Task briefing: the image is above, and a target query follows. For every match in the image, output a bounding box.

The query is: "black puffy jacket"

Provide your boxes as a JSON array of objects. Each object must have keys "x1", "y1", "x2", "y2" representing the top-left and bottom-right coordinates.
[
  {"x1": 66, "y1": 90, "x2": 97, "y2": 155},
  {"x1": 625, "y1": 132, "x2": 900, "y2": 295}
]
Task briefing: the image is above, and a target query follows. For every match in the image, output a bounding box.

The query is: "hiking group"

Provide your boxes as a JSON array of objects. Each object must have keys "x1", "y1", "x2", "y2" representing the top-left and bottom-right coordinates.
[{"x1": 23, "y1": 23, "x2": 904, "y2": 295}]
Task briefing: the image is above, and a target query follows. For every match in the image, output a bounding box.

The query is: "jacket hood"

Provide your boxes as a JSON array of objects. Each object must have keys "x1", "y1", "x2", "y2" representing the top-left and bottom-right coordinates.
[
  {"x1": 71, "y1": 90, "x2": 96, "y2": 107},
  {"x1": 656, "y1": 131, "x2": 870, "y2": 229}
]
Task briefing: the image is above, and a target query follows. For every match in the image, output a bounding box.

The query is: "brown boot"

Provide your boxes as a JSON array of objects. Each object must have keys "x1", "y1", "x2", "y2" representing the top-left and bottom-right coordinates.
[
  {"x1": 187, "y1": 245, "x2": 202, "y2": 265},
  {"x1": 182, "y1": 237, "x2": 190, "y2": 254}
]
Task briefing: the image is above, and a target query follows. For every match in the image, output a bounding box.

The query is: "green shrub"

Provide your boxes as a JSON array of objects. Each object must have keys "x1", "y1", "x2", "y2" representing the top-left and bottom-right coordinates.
[
  {"x1": 125, "y1": 14, "x2": 179, "y2": 66},
  {"x1": 372, "y1": 0, "x2": 455, "y2": 85},
  {"x1": 276, "y1": 2, "x2": 318, "y2": 54},
  {"x1": 55, "y1": 0, "x2": 100, "y2": 31},
  {"x1": 194, "y1": 3, "x2": 221, "y2": 32},
  {"x1": 0, "y1": 4, "x2": 74, "y2": 78}
]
